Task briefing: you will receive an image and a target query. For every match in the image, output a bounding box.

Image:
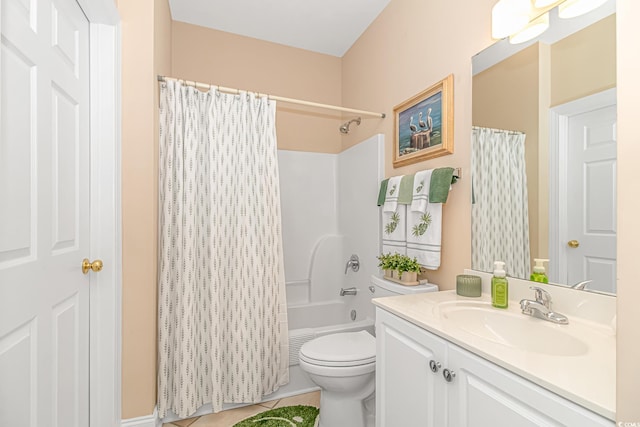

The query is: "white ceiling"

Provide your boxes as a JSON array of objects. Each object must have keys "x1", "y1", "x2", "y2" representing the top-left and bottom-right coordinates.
[{"x1": 167, "y1": 0, "x2": 392, "y2": 57}]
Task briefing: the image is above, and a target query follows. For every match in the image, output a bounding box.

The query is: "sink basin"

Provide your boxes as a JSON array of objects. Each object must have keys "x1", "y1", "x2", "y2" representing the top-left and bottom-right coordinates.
[{"x1": 437, "y1": 301, "x2": 589, "y2": 357}]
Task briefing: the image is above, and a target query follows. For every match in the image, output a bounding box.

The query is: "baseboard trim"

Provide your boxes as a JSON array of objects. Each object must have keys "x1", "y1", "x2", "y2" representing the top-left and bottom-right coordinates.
[{"x1": 121, "y1": 407, "x2": 158, "y2": 427}]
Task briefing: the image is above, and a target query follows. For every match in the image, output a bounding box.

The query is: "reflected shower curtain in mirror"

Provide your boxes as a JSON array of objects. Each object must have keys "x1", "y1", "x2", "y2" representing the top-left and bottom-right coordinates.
[
  {"x1": 471, "y1": 127, "x2": 531, "y2": 278},
  {"x1": 157, "y1": 81, "x2": 289, "y2": 418}
]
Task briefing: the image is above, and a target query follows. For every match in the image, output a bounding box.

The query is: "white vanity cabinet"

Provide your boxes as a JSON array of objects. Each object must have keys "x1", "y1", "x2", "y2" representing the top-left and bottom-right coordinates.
[
  {"x1": 375, "y1": 307, "x2": 448, "y2": 426},
  {"x1": 376, "y1": 308, "x2": 614, "y2": 427}
]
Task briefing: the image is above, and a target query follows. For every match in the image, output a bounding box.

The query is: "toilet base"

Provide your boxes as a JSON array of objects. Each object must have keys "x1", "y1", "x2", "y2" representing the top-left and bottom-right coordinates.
[
  {"x1": 316, "y1": 380, "x2": 375, "y2": 427},
  {"x1": 318, "y1": 391, "x2": 374, "y2": 427}
]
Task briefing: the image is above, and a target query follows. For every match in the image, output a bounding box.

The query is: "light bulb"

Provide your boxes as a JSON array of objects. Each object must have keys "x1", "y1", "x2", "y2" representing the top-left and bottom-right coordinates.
[
  {"x1": 534, "y1": 0, "x2": 560, "y2": 7},
  {"x1": 492, "y1": 0, "x2": 531, "y2": 39},
  {"x1": 509, "y1": 12, "x2": 550, "y2": 44},
  {"x1": 558, "y1": 0, "x2": 609, "y2": 18}
]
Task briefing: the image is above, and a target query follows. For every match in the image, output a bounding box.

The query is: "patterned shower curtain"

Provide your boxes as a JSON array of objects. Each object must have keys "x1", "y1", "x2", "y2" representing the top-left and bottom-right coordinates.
[
  {"x1": 471, "y1": 127, "x2": 531, "y2": 279},
  {"x1": 157, "y1": 81, "x2": 289, "y2": 418}
]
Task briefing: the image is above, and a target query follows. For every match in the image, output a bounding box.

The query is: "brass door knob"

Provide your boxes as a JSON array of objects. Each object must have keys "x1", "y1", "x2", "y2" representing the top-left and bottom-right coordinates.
[
  {"x1": 82, "y1": 258, "x2": 103, "y2": 274},
  {"x1": 567, "y1": 240, "x2": 580, "y2": 248}
]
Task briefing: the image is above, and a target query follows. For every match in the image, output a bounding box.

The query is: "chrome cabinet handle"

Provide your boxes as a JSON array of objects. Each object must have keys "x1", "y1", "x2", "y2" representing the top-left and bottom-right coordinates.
[
  {"x1": 429, "y1": 360, "x2": 441, "y2": 373},
  {"x1": 443, "y1": 368, "x2": 456, "y2": 382}
]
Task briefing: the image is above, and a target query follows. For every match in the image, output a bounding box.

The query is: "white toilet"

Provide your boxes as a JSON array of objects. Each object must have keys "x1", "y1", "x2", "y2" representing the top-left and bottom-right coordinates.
[{"x1": 298, "y1": 275, "x2": 438, "y2": 427}]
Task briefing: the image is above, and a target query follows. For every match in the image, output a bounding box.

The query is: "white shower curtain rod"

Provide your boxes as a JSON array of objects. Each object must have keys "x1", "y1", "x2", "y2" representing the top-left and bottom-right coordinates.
[
  {"x1": 472, "y1": 125, "x2": 524, "y2": 135},
  {"x1": 157, "y1": 75, "x2": 386, "y2": 119}
]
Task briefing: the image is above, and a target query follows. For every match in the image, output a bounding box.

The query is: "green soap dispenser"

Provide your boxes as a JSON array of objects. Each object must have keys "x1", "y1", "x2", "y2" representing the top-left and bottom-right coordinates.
[
  {"x1": 491, "y1": 261, "x2": 508, "y2": 309},
  {"x1": 530, "y1": 258, "x2": 549, "y2": 283}
]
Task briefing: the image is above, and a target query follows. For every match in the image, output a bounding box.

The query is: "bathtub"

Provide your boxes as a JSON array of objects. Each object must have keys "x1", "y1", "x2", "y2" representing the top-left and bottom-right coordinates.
[
  {"x1": 161, "y1": 299, "x2": 374, "y2": 423},
  {"x1": 287, "y1": 300, "x2": 375, "y2": 366},
  {"x1": 255, "y1": 299, "x2": 376, "y2": 403}
]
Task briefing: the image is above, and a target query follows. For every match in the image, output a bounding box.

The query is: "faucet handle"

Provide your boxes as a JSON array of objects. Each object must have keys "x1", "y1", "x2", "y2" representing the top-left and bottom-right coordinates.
[
  {"x1": 344, "y1": 254, "x2": 360, "y2": 274},
  {"x1": 571, "y1": 280, "x2": 593, "y2": 290},
  {"x1": 529, "y1": 286, "x2": 552, "y2": 309}
]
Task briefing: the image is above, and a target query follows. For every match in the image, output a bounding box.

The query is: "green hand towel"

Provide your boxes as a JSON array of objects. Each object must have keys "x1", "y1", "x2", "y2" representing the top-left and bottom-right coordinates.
[
  {"x1": 398, "y1": 174, "x2": 415, "y2": 204},
  {"x1": 429, "y1": 167, "x2": 454, "y2": 203},
  {"x1": 377, "y1": 179, "x2": 389, "y2": 206}
]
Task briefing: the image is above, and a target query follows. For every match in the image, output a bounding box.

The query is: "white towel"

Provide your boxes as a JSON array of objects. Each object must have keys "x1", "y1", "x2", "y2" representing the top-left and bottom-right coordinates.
[
  {"x1": 406, "y1": 201, "x2": 442, "y2": 270},
  {"x1": 382, "y1": 204, "x2": 406, "y2": 255},
  {"x1": 383, "y1": 176, "x2": 403, "y2": 212},
  {"x1": 410, "y1": 169, "x2": 433, "y2": 213}
]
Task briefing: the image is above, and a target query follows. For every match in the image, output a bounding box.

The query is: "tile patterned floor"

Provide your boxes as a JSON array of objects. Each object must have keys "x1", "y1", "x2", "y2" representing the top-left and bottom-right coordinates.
[{"x1": 163, "y1": 391, "x2": 320, "y2": 427}]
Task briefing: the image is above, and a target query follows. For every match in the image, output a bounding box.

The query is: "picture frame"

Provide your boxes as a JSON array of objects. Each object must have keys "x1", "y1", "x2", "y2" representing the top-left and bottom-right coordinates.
[{"x1": 393, "y1": 74, "x2": 454, "y2": 168}]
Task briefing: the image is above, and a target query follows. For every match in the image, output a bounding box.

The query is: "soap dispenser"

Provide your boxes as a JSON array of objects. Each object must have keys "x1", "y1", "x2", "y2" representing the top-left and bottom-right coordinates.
[
  {"x1": 530, "y1": 258, "x2": 549, "y2": 283},
  {"x1": 491, "y1": 261, "x2": 508, "y2": 309}
]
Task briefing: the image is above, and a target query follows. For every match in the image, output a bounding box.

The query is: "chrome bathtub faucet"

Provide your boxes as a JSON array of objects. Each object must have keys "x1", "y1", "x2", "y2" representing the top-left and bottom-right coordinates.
[
  {"x1": 520, "y1": 286, "x2": 569, "y2": 325},
  {"x1": 340, "y1": 287, "x2": 358, "y2": 296}
]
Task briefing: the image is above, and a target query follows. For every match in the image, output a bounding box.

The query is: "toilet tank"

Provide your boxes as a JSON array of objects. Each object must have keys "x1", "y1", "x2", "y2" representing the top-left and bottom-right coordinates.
[{"x1": 370, "y1": 275, "x2": 439, "y2": 298}]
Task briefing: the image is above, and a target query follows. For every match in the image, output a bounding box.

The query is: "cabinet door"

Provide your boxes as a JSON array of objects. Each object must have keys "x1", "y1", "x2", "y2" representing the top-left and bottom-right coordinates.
[
  {"x1": 447, "y1": 345, "x2": 614, "y2": 427},
  {"x1": 376, "y1": 309, "x2": 448, "y2": 427}
]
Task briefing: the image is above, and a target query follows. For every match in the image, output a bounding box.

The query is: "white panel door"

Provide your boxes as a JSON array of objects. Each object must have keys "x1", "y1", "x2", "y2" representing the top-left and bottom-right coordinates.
[
  {"x1": 0, "y1": 0, "x2": 91, "y2": 425},
  {"x1": 566, "y1": 105, "x2": 617, "y2": 293}
]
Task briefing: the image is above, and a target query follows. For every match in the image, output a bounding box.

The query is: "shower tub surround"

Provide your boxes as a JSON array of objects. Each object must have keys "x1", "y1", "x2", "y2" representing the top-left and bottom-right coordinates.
[
  {"x1": 161, "y1": 135, "x2": 383, "y2": 423},
  {"x1": 274, "y1": 134, "x2": 384, "y2": 399}
]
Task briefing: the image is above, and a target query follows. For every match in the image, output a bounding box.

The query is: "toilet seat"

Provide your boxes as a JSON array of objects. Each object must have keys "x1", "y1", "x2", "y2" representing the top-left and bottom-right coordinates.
[{"x1": 299, "y1": 330, "x2": 376, "y2": 367}]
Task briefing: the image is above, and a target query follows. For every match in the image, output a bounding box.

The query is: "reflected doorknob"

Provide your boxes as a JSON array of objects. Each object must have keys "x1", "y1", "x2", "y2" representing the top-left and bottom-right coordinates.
[
  {"x1": 567, "y1": 240, "x2": 580, "y2": 248},
  {"x1": 82, "y1": 258, "x2": 103, "y2": 274}
]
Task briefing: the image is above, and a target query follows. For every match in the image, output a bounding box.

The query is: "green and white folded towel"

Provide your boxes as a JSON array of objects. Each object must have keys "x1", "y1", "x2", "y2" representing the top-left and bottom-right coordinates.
[
  {"x1": 377, "y1": 179, "x2": 389, "y2": 206},
  {"x1": 378, "y1": 168, "x2": 454, "y2": 206},
  {"x1": 398, "y1": 175, "x2": 415, "y2": 204},
  {"x1": 379, "y1": 175, "x2": 414, "y2": 208},
  {"x1": 429, "y1": 167, "x2": 454, "y2": 203},
  {"x1": 383, "y1": 176, "x2": 403, "y2": 212}
]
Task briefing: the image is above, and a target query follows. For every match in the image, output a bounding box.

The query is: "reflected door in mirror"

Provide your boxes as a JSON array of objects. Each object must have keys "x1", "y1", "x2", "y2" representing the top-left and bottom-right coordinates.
[{"x1": 565, "y1": 104, "x2": 617, "y2": 294}]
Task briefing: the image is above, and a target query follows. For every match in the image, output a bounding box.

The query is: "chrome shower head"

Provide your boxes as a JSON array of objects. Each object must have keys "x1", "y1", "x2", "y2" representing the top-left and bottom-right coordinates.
[{"x1": 339, "y1": 117, "x2": 362, "y2": 134}]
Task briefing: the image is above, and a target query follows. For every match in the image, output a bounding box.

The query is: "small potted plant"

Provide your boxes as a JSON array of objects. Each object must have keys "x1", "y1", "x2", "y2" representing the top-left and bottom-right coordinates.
[
  {"x1": 377, "y1": 252, "x2": 396, "y2": 278},
  {"x1": 378, "y1": 253, "x2": 422, "y2": 284},
  {"x1": 396, "y1": 255, "x2": 422, "y2": 283}
]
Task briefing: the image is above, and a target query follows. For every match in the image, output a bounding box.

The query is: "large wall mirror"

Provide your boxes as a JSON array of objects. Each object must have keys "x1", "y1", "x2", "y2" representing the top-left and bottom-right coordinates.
[{"x1": 471, "y1": 1, "x2": 617, "y2": 294}]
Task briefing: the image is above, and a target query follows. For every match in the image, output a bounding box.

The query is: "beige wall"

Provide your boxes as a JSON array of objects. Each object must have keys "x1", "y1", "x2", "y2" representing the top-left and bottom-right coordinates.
[
  {"x1": 171, "y1": 22, "x2": 343, "y2": 153},
  {"x1": 119, "y1": 0, "x2": 172, "y2": 418},
  {"x1": 340, "y1": 0, "x2": 497, "y2": 289},
  {"x1": 616, "y1": 0, "x2": 640, "y2": 421},
  {"x1": 551, "y1": 14, "x2": 616, "y2": 106},
  {"x1": 473, "y1": 44, "x2": 542, "y2": 264}
]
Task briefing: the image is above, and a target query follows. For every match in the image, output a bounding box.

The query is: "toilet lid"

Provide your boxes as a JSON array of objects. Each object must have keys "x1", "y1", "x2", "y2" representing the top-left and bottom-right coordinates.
[{"x1": 299, "y1": 330, "x2": 376, "y2": 367}]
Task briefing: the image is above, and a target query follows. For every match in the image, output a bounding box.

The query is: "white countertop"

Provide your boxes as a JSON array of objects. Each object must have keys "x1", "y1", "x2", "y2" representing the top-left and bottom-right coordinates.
[{"x1": 373, "y1": 290, "x2": 616, "y2": 420}]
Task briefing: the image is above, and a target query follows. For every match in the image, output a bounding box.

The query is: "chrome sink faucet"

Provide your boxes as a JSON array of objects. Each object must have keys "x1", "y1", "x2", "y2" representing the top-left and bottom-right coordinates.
[
  {"x1": 520, "y1": 286, "x2": 569, "y2": 325},
  {"x1": 571, "y1": 280, "x2": 593, "y2": 290}
]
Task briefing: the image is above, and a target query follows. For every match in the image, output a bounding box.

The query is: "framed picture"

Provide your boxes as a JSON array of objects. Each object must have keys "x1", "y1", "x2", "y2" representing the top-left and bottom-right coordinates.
[{"x1": 393, "y1": 74, "x2": 454, "y2": 168}]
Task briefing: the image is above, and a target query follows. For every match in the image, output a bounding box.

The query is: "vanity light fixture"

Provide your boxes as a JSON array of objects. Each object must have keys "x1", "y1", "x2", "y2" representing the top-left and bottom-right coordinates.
[
  {"x1": 558, "y1": 0, "x2": 609, "y2": 18},
  {"x1": 491, "y1": 0, "x2": 531, "y2": 39},
  {"x1": 492, "y1": 0, "x2": 610, "y2": 43},
  {"x1": 510, "y1": 12, "x2": 550, "y2": 44},
  {"x1": 534, "y1": 0, "x2": 559, "y2": 7}
]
